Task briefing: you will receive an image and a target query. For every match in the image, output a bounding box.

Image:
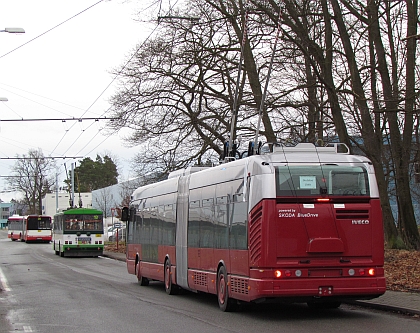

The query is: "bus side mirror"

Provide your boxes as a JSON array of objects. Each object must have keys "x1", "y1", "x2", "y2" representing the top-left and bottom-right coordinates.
[{"x1": 121, "y1": 207, "x2": 129, "y2": 221}]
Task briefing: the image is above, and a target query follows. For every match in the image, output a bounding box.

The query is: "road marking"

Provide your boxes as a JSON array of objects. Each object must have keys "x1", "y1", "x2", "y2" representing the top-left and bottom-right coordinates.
[{"x1": 0, "y1": 266, "x2": 11, "y2": 292}]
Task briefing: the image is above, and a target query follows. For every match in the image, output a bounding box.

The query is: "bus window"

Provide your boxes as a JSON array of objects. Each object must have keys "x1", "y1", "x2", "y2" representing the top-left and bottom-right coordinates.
[
  {"x1": 69, "y1": 221, "x2": 82, "y2": 230},
  {"x1": 38, "y1": 220, "x2": 51, "y2": 229},
  {"x1": 276, "y1": 165, "x2": 369, "y2": 196},
  {"x1": 330, "y1": 170, "x2": 368, "y2": 195},
  {"x1": 84, "y1": 216, "x2": 103, "y2": 230}
]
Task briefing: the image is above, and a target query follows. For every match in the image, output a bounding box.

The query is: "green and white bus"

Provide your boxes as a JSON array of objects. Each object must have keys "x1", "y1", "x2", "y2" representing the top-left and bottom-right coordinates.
[{"x1": 52, "y1": 208, "x2": 104, "y2": 257}]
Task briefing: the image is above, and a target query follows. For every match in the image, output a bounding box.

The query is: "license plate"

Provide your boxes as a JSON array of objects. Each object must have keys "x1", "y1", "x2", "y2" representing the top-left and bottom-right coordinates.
[{"x1": 77, "y1": 237, "x2": 91, "y2": 244}]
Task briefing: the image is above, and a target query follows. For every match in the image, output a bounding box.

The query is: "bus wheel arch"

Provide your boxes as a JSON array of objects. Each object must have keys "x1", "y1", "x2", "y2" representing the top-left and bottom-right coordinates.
[{"x1": 216, "y1": 264, "x2": 237, "y2": 312}]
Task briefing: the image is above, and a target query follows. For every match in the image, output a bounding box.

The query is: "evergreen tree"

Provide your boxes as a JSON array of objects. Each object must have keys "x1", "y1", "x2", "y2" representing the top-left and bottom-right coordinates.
[{"x1": 65, "y1": 155, "x2": 118, "y2": 192}]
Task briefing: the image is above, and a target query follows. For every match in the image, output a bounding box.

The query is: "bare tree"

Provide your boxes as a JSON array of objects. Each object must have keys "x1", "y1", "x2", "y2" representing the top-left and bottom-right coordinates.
[
  {"x1": 94, "y1": 186, "x2": 117, "y2": 218},
  {"x1": 107, "y1": 0, "x2": 420, "y2": 248},
  {"x1": 249, "y1": 0, "x2": 418, "y2": 248},
  {"x1": 118, "y1": 178, "x2": 144, "y2": 209},
  {"x1": 107, "y1": 0, "x2": 289, "y2": 174},
  {"x1": 6, "y1": 149, "x2": 56, "y2": 214}
]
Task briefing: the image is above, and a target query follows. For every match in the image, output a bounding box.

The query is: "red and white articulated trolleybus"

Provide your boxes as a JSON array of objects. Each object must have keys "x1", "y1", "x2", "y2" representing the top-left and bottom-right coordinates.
[
  {"x1": 22, "y1": 215, "x2": 52, "y2": 242},
  {"x1": 121, "y1": 143, "x2": 386, "y2": 311},
  {"x1": 7, "y1": 215, "x2": 25, "y2": 241}
]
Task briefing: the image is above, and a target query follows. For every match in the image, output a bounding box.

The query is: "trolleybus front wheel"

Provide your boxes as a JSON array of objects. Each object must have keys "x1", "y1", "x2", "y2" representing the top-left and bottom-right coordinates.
[
  {"x1": 59, "y1": 242, "x2": 64, "y2": 257},
  {"x1": 164, "y1": 259, "x2": 179, "y2": 295},
  {"x1": 217, "y1": 266, "x2": 236, "y2": 312},
  {"x1": 136, "y1": 261, "x2": 149, "y2": 286}
]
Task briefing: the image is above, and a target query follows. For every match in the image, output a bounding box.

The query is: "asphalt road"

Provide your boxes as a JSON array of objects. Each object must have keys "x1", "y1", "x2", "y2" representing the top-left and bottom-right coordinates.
[{"x1": 0, "y1": 230, "x2": 419, "y2": 333}]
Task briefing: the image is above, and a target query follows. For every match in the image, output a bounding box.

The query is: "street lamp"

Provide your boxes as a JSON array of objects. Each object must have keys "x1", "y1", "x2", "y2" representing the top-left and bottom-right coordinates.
[{"x1": 0, "y1": 27, "x2": 25, "y2": 34}]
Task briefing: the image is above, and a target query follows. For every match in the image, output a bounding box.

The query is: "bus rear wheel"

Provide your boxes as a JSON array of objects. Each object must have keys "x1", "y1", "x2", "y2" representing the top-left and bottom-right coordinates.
[{"x1": 217, "y1": 266, "x2": 236, "y2": 312}]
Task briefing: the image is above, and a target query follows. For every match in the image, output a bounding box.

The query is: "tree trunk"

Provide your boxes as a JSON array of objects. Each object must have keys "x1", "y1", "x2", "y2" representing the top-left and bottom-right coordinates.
[
  {"x1": 226, "y1": 0, "x2": 277, "y2": 143},
  {"x1": 366, "y1": 0, "x2": 399, "y2": 246},
  {"x1": 305, "y1": 54, "x2": 318, "y2": 143},
  {"x1": 399, "y1": 0, "x2": 420, "y2": 248},
  {"x1": 330, "y1": 0, "x2": 399, "y2": 246},
  {"x1": 280, "y1": 0, "x2": 352, "y2": 149},
  {"x1": 367, "y1": 0, "x2": 420, "y2": 249}
]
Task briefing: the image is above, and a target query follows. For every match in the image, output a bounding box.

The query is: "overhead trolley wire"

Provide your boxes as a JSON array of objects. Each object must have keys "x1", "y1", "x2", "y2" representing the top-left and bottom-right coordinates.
[
  {"x1": 58, "y1": 2, "x2": 167, "y2": 165},
  {"x1": 0, "y1": 0, "x2": 105, "y2": 60}
]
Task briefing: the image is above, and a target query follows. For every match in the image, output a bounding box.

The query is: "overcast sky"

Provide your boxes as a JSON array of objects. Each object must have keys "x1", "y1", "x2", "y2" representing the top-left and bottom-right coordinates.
[{"x1": 0, "y1": 0, "x2": 159, "y2": 201}]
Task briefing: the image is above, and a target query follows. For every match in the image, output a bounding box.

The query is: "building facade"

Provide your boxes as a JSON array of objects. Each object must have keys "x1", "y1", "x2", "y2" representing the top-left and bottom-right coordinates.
[
  {"x1": 42, "y1": 192, "x2": 92, "y2": 219},
  {"x1": 0, "y1": 202, "x2": 13, "y2": 229}
]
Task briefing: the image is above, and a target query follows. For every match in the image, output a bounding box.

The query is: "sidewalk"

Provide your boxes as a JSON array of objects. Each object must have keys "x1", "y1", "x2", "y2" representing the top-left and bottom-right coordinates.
[
  {"x1": 349, "y1": 290, "x2": 420, "y2": 316},
  {"x1": 102, "y1": 251, "x2": 420, "y2": 316}
]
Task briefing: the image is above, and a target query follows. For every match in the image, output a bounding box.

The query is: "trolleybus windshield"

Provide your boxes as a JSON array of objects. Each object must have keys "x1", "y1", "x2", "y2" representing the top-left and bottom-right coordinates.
[
  {"x1": 26, "y1": 216, "x2": 52, "y2": 230},
  {"x1": 63, "y1": 214, "x2": 103, "y2": 232},
  {"x1": 276, "y1": 165, "x2": 369, "y2": 196}
]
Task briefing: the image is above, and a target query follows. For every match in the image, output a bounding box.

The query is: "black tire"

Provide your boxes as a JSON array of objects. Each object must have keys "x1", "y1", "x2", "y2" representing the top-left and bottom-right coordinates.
[
  {"x1": 136, "y1": 261, "x2": 149, "y2": 286},
  {"x1": 164, "y1": 260, "x2": 178, "y2": 295},
  {"x1": 217, "y1": 266, "x2": 237, "y2": 312}
]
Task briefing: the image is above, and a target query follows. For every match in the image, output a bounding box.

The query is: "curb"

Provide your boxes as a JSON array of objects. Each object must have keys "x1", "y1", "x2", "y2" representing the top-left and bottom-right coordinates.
[
  {"x1": 346, "y1": 300, "x2": 420, "y2": 317},
  {"x1": 102, "y1": 252, "x2": 126, "y2": 262}
]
